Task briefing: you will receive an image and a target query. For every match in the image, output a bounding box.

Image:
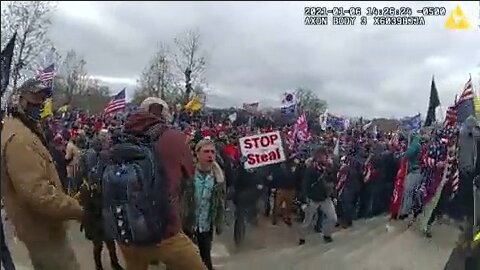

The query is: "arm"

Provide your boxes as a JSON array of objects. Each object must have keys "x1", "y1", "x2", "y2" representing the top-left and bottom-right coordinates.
[
  {"x1": 5, "y1": 137, "x2": 83, "y2": 221},
  {"x1": 65, "y1": 141, "x2": 73, "y2": 162}
]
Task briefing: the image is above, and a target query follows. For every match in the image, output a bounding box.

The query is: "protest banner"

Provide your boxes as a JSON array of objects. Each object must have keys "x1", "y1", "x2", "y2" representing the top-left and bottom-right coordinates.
[{"x1": 239, "y1": 130, "x2": 286, "y2": 169}]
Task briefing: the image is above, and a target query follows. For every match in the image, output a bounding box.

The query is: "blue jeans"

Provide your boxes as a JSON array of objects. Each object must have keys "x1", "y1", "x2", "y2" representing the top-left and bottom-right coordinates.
[{"x1": 0, "y1": 218, "x2": 15, "y2": 270}]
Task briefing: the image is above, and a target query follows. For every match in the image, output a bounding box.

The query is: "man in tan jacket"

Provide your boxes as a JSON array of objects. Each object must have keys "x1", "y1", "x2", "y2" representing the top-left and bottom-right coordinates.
[{"x1": 1, "y1": 79, "x2": 84, "y2": 270}]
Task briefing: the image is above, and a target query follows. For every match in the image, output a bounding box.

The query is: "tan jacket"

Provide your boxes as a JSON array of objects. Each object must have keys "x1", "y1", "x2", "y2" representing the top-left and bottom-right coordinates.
[
  {"x1": 1, "y1": 117, "x2": 83, "y2": 246},
  {"x1": 65, "y1": 140, "x2": 80, "y2": 178}
]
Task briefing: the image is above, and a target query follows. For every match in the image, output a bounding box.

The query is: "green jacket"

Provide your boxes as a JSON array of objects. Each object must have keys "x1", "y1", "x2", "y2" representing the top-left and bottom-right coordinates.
[
  {"x1": 182, "y1": 162, "x2": 226, "y2": 233},
  {"x1": 406, "y1": 135, "x2": 421, "y2": 173}
]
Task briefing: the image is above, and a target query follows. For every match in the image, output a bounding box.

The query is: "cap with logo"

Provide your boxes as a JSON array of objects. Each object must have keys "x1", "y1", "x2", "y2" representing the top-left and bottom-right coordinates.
[{"x1": 17, "y1": 78, "x2": 49, "y2": 94}]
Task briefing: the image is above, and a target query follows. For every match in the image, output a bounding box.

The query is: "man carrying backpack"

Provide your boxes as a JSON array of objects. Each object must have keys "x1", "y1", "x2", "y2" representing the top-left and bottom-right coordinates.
[{"x1": 104, "y1": 97, "x2": 206, "y2": 270}]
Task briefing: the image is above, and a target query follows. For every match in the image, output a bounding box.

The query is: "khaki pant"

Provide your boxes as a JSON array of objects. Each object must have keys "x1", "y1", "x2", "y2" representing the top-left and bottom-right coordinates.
[
  {"x1": 26, "y1": 237, "x2": 80, "y2": 270},
  {"x1": 119, "y1": 232, "x2": 207, "y2": 270},
  {"x1": 274, "y1": 188, "x2": 295, "y2": 221}
]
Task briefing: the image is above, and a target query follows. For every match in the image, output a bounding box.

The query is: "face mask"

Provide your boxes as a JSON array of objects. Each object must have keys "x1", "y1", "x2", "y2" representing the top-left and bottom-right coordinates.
[{"x1": 25, "y1": 103, "x2": 42, "y2": 122}]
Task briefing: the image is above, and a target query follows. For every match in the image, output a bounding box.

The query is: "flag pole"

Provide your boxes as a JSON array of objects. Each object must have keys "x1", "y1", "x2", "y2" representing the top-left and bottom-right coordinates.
[{"x1": 438, "y1": 103, "x2": 445, "y2": 124}]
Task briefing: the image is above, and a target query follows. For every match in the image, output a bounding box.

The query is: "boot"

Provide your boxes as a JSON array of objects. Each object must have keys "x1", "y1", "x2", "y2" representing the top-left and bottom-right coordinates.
[
  {"x1": 298, "y1": 238, "x2": 305, "y2": 245},
  {"x1": 323, "y1": 236, "x2": 333, "y2": 243},
  {"x1": 111, "y1": 261, "x2": 124, "y2": 270}
]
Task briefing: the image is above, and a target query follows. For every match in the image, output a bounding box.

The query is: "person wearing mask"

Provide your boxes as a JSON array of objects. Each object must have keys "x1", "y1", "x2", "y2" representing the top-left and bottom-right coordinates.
[
  {"x1": 1, "y1": 79, "x2": 83, "y2": 269},
  {"x1": 298, "y1": 147, "x2": 338, "y2": 245},
  {"x1": 183, "y1": 139, "x2": 226, "y2": 270},
  {"x1": 118, "y1": 97, "x2": 207, "y2": 270}
]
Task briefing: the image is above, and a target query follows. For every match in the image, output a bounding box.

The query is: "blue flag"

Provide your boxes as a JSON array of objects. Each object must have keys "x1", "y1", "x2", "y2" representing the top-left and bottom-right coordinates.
[{"x1": 400, "y1": 113, "x2": 422, "y2": 133}]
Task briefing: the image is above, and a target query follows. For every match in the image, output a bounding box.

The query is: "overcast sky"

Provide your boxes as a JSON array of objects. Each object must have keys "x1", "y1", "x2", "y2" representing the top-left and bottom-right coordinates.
[{"x1": 49, "y1": 1, "x2": 480, "y2": 118}]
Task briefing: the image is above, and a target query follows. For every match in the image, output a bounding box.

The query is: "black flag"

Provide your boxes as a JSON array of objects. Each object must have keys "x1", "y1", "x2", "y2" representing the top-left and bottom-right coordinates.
[
  {"x1": 1, "y1": 32, "x2": 16, "y2": 95},
  {"x1": 424, "y1": 76, "x2": 440, "y2": 127}
]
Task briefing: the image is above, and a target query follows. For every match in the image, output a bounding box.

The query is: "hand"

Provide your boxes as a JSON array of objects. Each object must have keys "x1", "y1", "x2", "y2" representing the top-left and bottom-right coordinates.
[
  {"x1": 301, "y1": 204, "x2": 307, "y2": 211},
  {"x1": 267, "y1": 175, "x2": 273, "y2": 181},
  {"x1": 75, "y1": 207, "x2": 84, "y2": 222}
]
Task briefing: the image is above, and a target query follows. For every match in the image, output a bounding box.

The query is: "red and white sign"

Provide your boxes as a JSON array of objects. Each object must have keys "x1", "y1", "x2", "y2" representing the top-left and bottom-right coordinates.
[{"x1": 239, "y1": 131, "x2": 286, "y2": 169}]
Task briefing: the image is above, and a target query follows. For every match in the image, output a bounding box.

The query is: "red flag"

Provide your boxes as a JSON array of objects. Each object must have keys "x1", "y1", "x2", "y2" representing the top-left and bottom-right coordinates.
[{"x1": 390, "y1": 157, "x2": 408, "y2": 219}]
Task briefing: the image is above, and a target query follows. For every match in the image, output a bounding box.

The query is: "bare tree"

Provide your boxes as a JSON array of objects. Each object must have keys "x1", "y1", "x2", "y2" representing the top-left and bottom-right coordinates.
[
  {"x1": 173, "y1": 29, "x2": 207, "y2": 104},
  {"x1": 136, "y1": 43, "x2": 176, "y2": 102},
  {"x1": 57, "y1": 49, "x2": 89, "y2": 97},
  {"x1": 296, "y1": 88, "x2": 328, "y2": 118},
  {"x1": 0, "y1": 1, "x2": 57, "y2": 90}
]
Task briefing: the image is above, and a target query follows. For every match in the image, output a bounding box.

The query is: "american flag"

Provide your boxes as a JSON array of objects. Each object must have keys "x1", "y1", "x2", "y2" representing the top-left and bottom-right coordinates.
[
  {"x1": 35, "y1": 63, "x2": 55, "y2": 97},
  {"x1": 443, "y1": 105, "x2": 457, "y2": 128},
  {"x1": 455, "y1": 77, "x2": 475, "y2": 123},
  {"x1": 447, "y1": 140, "x2": 460, "y2": 196},
  {"x1": 287, "y1": 112, "x2": 311, "y2": 151},
  {"x1": 364, "y1": 156, "x2": 376, "y2": 183},
  {"x1": 442, "y1": 102, "x2": 460, "y2": 197},
  {"x1": 400, "y1": 113, "x2": 421, "y2": 133},
  {"x1": 104, "y1": 88, "x2": 126, "y2": 114}
]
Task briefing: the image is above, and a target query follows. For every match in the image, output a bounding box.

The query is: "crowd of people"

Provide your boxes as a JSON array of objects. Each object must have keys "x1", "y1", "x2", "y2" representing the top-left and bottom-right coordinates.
[{"x1": 1, "y1": 78, "x2": 479, "y2": 270}]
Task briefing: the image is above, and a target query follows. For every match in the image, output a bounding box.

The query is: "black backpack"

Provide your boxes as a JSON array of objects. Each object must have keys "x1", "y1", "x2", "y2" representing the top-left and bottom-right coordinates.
[
  {"x1": 82, "y1": 149, "x2": 101, "y2": 185},
  {"x1": 101, "y1": 138, "x2": 169, "y2": 245}
]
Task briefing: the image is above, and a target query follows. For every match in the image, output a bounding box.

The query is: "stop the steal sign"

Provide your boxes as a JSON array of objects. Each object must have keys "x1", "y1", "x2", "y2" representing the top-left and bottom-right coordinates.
[{"x1": 239, "y1": 131, "x2": 286, "y2": 169}]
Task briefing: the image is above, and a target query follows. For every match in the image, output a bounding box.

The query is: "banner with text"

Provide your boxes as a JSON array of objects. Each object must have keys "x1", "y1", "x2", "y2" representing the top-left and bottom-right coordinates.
[{"x1": 239, "y1": 131, "x2": 286, "y2": 169}]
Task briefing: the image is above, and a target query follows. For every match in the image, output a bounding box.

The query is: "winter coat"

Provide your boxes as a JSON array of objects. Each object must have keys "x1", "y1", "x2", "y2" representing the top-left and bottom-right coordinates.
[
  {"x1": 65, "y1": 140, "x2": 80, "y2": 178},
  {"x1": 234, "y1": 167, "x2": 263, "y2": 207},
  {"x1": 269, "y1": 163, "x2": 296, "y2": 190},
  {"x1": 182, "y1": 162, "x2": 226, "y2": 234},
  {"x1": 301, "y1": 163, "x2": 336, "y2": 202},
  {"x1": 406, "y1": 135, "x2": 421, "y2": 173},
  {"x1": 1, "y1": 116, "x2": 83, "y2": 247}
]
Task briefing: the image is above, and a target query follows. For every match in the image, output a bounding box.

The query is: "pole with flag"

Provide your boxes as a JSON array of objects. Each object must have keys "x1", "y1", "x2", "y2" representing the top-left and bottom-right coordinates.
[
  {"x1": 1, "y1": 32, "x2": 17, "y2": 130},
  {"x1": 1, "y1": 32, "x2": 16, "y2": 96},
  {"x1": 424, "y1": 75, "x2": 440, "y2": 127},
  {"x1": 104, "y1": 88, "x2": 126, "y2": 115},
  {"x1": 455, "y1": 75, "x2": 475, "y2": 124},
  {"x1": 36, "y1": 63, "x2": 55, "y2": 119},
  {"x1": 0, "y1": 32, "x2": 17, "y2": 270}
]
